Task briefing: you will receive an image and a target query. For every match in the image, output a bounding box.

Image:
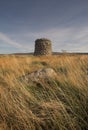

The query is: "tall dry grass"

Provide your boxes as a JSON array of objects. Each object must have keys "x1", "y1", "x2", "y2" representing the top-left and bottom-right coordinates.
[{"x1": 0, "y1": 54, "x2": 88, "y2": 130}]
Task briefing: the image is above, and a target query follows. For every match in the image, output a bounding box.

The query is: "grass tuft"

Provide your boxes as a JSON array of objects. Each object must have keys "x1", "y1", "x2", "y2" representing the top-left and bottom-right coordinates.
[{"x1": 0, "y1": 54, "x2": 88, "y2": 130}]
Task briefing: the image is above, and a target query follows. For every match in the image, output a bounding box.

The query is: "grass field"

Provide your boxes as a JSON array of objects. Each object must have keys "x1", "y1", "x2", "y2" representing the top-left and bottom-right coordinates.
[{"x1": 0, "y1": 54, "x2": 88, "y2": 130}]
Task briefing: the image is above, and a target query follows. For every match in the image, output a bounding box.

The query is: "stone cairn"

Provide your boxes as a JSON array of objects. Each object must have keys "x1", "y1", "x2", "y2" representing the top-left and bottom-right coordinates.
[{"x1": 34, "y1": 38, "x2": 52, "y2": 56}]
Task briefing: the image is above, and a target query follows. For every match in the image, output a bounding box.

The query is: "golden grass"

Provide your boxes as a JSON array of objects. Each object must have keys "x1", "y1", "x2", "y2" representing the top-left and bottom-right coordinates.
[{"x1": 0, "y1": 54, "x2": 88, "y2": 130}]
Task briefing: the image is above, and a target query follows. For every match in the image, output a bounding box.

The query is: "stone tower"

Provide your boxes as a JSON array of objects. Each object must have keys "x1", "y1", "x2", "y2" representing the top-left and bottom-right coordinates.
[{"x1": 34, "y1": 38, "x2": 52, "y2": 56}]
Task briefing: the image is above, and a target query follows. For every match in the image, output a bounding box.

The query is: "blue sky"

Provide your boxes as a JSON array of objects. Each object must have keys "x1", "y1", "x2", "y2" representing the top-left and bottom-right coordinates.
[{"x1": 0, "y1": 0, "x2": 88, "y2": 54}]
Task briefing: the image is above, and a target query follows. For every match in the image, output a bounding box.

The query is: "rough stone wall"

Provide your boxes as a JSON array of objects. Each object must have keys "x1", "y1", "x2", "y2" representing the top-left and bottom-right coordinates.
[{"x1": 34, "y1": 38, "x2": 52, "y2": 56}]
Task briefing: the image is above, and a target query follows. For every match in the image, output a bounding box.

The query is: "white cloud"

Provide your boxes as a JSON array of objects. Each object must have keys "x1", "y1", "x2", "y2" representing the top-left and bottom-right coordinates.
[
  {"x1": 0, "y1": 32, "x2": 30, "y2": 51},
  {"x1": 0, "y1": 26, "x2": 88, "y2": 53},
  {"x1": 24, "y1": 27, "x2": 88, "y2": 52}
]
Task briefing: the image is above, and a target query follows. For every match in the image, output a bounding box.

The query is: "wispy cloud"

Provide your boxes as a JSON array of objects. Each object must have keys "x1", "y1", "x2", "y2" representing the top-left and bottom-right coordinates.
[
  {"x1": 23, "y1": 27, "x2": 88, "y2": 52},
  {"x1": 0, "y1": 26, "x2": 88, "y2": 53},
  {"x1": 0, "y1": 32, "x2": 30, "y2": 51}
]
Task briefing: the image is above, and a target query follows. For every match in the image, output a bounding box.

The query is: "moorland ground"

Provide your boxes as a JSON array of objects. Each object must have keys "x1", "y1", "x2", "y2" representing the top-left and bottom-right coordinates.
[{"x1": 0, "y1": 54, "x2": 88, "y2": 130}]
